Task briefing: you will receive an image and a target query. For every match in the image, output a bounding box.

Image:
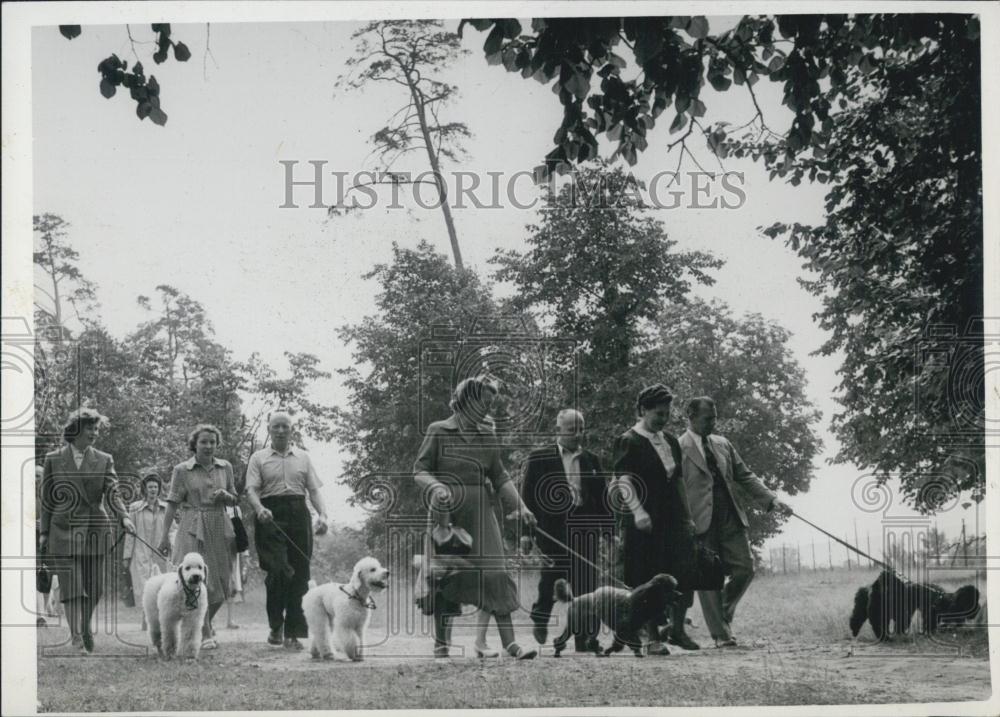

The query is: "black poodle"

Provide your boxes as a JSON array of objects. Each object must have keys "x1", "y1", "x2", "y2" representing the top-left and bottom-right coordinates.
[
  {"x1": 850, "y1": 569, "x2": 980, "y2": 640},
  {"x1": 551, "y1": 573, "x2": 683, "y2": 657}
]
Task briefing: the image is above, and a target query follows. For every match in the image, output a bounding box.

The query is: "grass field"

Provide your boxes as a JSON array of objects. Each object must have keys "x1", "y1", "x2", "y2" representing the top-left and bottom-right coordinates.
[{"x1": 36, "y1": 567, "x2": 991, "y2": 711}]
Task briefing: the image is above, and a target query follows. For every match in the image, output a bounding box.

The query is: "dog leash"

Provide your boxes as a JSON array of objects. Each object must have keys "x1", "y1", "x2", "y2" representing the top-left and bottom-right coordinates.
[
  {"x1": 531, "y1": 526, "x2": 634, "y2": 591},
  {"x1": 789, "y1": 511, "x2": 896, "y2": 574}
]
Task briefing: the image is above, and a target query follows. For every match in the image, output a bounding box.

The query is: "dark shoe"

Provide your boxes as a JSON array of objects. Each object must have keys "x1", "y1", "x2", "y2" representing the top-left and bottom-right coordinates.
[
  {"x1": 284, "y1": 637, "x2": 304, "y2": 651},
  {"x1": 71, "y1": 634, "x2": 83, "y2": 649},
  {"x1": 645, "y1": 641, "x2": 670, "y2": 656},
  {"x1": 532, "y1": 624, "x2": 547, "y2": 645},
  {"x1": 433, "y1": 644, "x2": 450, "y2": 658},
  {"x1": 667, "y1": 632, "x2": 701, "y2": 650},
  {"x1": 267, "y1": 628, "x2": 284, "y2": 646},
  {"x1": 81, "y1": 632, "x2": 95, "y2": 653},
  {"x1": 715, "y1": 637, "x2": 738, "y2": 648},
  {"x1": 37, "y1": 617, "x2": 47, "y2": 627}
]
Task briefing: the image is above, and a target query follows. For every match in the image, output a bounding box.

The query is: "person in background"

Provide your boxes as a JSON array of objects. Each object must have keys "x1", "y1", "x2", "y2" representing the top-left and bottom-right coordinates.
[
  {"x1": 39, "y1": 408, "x2": 136, "y2": 654},
  {"x1": 158, "y1": 424, "x2": 239, "y2": 652},
  {"x1": 224, "y1": 502, "x2": 250, "y2": 628},
  {"x1": 245, "y1": 411, "x2": 329, "y2": 651},
  {"x1": 123, "y1": 471, "x2": 173, "y2": 631},
  {"x1": 675, "y1": 396, "x2": 791, "y2": 648}
]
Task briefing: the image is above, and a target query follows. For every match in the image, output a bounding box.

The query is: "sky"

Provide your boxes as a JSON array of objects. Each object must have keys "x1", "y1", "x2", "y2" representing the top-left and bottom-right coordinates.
[{"x1": 30, "y1": 18, "x2": 987, "y2": 568}]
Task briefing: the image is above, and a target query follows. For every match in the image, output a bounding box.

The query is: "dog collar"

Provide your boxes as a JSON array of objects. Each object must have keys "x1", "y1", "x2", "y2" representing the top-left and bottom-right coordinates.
[
  {"x1": 180, "y1": 578, "x2": 202, "y2": 611},
  {"x1": 339, "y1": 585, "x2": 376, "y2": 610}
]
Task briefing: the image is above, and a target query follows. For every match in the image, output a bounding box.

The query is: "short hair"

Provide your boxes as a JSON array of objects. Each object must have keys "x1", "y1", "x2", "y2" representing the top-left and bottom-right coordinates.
[
  {"x1": 140, "y1": 472, "x2": 162, "y2": 496},
  {"x1": 686, "y1": 396, "x2": 716, "y2": 418},
  {"x1": 450, "y1": 376, "x2": 499, "y2": 413},
  {"x1": 187, "y1": 424, "x2": 222, "y2": 453},
  {"x1": 635, "y1": 384, "x2": 674, "y2": 416},
  {"x1": 268, "y1": 410, "x2": 294, "y2": 428},
  {"x1": 62, "y1": 407, "x2": 109, "y2": 443},
  {"x1": 555, "y1": 408, "x2": 584, "y2": 426}
]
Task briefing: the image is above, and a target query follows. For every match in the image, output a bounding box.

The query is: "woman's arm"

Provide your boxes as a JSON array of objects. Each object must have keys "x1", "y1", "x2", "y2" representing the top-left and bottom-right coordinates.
[
  {"x1": 612, "y1": 435, "x2": 651, "y2": 532},
  {"x1": 158, "y1": 502, "x2": 178, "y2": 554},
  {"x1": 103, "y1": 455, "x2": 135, "y2": 532},
  {"x1": 413, "y1": 429, "x2": 450, "y2": 506}
]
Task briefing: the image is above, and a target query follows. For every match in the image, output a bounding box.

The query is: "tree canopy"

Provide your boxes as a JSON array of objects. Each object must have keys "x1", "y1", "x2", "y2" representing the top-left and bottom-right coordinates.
[{"x1": 467, "y1": 14, "x2": 984, "y2": 509}]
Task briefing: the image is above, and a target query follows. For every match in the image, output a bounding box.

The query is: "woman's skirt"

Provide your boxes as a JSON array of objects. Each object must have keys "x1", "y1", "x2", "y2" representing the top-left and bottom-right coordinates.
[
  {"x1": 173, "y1": 507, "x2": 233, "y2": 604},
  {"x1": 421, "y1": 483, "x2": 519, "y2": 616}
]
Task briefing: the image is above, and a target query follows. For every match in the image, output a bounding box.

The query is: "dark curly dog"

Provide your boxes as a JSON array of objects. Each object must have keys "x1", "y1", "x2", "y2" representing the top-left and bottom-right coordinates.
[
  {"x1": 552, "y1": 573, "x2": 682, "y2": 657},
  {"x1": 850, "y1": 569, "x2": 980, "y2": 640}
]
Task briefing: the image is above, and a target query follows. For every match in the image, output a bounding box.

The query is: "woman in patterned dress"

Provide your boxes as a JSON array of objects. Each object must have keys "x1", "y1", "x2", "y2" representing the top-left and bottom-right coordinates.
[
  {"x1": 413, "y1": 376, "x2": 538, "y2": 660},
  {"x1": 157, "y1": 424, "x2": 238, "y2": 651}
]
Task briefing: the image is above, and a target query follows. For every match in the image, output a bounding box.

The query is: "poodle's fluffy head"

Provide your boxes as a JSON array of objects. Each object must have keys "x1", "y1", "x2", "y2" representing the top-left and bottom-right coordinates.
[
  {"x1": 936, "y1": 584, "x2": 981, "y2": 622},
  {"x1": 629, "y1": 573, "x2": 681, "y2": 620},
  {"x1": 350, "y1": 556, "x2": 389, "y2": 594},
  {"x1": 177, "y1": 552, "x2": 207, "y2": 588}
]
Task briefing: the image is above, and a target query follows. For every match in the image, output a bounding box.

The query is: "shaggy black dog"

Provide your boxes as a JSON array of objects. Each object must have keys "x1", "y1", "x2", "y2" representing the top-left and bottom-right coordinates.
[
  {"x1": 850, "y1": 569, "x2": 981, "y2": 640},
  {"x1": 551, "y1": 573, "x2": 683, "y2": 657}
]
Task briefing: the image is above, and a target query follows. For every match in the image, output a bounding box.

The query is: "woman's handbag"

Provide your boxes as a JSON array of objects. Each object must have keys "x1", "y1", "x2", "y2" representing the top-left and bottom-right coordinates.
[
  {"x1": 686, "y1": 540, "x2": 725, "y2": 591},
  {"x1": 36, "y1": 548, "x2": 52, "y2": 595},
  {"x1": 231, "y1": 514, "x2": 250, "y2": 553}
]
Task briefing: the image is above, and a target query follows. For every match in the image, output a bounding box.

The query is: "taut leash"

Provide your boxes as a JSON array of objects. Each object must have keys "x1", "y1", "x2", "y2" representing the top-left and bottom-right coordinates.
[
  {"x1": 789, "y1": 511, "x2": 895, "y2": 574},
  {"x1": 531, "y1": 525, "x2": 633, "y2": 591}
]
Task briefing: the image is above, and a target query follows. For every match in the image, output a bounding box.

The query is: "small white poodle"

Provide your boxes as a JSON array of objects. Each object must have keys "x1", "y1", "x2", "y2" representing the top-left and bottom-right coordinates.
[
  {"x1": 302, "y1": 556, "x2": 389, "y2": 661},
  {"x1": 142, "y1": 552, "x2": 209, "y2": 660}
]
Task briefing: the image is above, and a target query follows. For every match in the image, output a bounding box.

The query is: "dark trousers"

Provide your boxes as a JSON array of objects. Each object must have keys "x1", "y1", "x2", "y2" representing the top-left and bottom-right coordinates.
[{"x1": 255, "y1": 496, "x2": 312, "y2": 639}]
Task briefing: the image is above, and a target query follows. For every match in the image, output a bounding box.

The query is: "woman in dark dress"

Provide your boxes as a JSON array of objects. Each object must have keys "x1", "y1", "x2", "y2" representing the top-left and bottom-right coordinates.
[
  {"x1": 39, "y1": 408, "x2": 135, "y2": 654},
  {"x1": 413, "y1": 377, "x2": 538, "y2": 660},
  {"x1": 612, "y1": 384, "x2": 696, "y2": 655}
]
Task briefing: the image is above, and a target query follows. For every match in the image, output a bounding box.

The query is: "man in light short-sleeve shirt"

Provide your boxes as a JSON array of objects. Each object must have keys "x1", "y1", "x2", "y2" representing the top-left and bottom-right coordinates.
[{"x1": 245, "y1": 411, "x2": 329, "y2": 650}]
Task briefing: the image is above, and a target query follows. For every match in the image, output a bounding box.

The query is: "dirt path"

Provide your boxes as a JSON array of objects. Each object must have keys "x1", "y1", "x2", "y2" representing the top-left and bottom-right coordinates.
[{"x1": 38, "y1": 621, "x2": 991, "y2": 709}]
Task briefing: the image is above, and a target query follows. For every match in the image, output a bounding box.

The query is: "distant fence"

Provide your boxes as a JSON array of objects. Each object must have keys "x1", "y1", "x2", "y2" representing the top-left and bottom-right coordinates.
[{"x1": 761, "y1": 523, "x2": 986, "y2": 576}]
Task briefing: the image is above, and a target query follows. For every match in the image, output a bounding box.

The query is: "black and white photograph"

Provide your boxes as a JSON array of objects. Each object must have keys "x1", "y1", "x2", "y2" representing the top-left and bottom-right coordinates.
[{"x1": 2, "y1": 2, "x2": 997, "y2": 714}]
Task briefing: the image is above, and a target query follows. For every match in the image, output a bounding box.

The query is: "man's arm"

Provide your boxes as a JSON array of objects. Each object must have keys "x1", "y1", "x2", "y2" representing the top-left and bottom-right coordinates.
[
  {"x1": 520, "y1": 452, "x2": 542, "y2": 519},
  {"x1": 304, "y1": 456, "x2": 329, "y2": 533},
  {"x1": 243, "y1": 454, "x2": 271, "y2": 521},
  {"x1": 726, "y1": 439, "x2": 779, "y2": 510}
]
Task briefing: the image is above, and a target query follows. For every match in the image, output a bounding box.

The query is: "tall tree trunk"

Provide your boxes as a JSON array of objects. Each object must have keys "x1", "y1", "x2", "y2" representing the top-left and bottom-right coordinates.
[{"x1": 407, "y1": 78, "x2": 464, "y2": 271}]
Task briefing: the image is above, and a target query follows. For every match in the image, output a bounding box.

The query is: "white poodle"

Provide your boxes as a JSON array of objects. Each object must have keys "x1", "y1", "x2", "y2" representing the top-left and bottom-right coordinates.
[
  {"x1": 302, "y1": 556, "x2": 389, "y2": 661},
  {"x1": 142, "y1": 552, "x2": 209, "y2": 660}
]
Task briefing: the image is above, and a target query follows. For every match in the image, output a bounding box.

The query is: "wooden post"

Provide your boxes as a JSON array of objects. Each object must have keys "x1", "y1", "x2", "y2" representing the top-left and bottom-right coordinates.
[
  {"x1": 962, "y1": 520, "x2": 968, "y2": 567},
  {"x1": 867, "y1": 533, "x2": 873, "y2": 568},
  {"x1": 828, "y1": 539, "x2": 833, "y2": 570},
  {"x1": 811, "y1": 541, "x2": 816, "y2": 571},
  {"x1": 846, "y1": 535, "x2": 852, "y2": 570},
  {"x1": 782, "y1": 544, "x2": 787, "y2": 574},
  {"x1": 853, "y1": 519, "x2": 861, "y2": 566}
]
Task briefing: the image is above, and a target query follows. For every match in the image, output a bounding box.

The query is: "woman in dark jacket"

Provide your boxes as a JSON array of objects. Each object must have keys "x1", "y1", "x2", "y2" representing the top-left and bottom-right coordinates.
[
  {"x1": 612, "y1": 384, "x2": 696, "y2": 655},
  {"x1": 39, "y1": 408, "x2": 135, "y2": 654}
]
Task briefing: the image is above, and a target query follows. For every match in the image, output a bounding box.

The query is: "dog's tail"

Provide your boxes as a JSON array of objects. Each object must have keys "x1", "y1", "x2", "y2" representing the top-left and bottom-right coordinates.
[
  {"x1": 849, "y1": 586, "x2": 870, "y2": 637},
  {"x1": 554, "y1": 578, "x2": 573, "y2": 604}
]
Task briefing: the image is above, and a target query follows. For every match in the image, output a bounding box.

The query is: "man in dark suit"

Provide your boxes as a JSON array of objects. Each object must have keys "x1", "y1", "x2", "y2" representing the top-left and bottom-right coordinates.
[
  {"x1": 674, "y1": 396, "x2": 791, "y2": 647},
  {"x1": 521, "y1": 408, "x2": 613, "y2": 650}
]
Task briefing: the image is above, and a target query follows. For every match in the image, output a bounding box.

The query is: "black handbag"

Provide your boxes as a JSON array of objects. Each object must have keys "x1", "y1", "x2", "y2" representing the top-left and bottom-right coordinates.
[
  {"x1": 686, "y1": 541, "x2": 725, "y2": 591},
  {"x1": 231, "y1": 515, "x2": 249, "y2": 552},
  {"x1": 37, "y1": 553, "x2": 52, "y2": 595}
]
